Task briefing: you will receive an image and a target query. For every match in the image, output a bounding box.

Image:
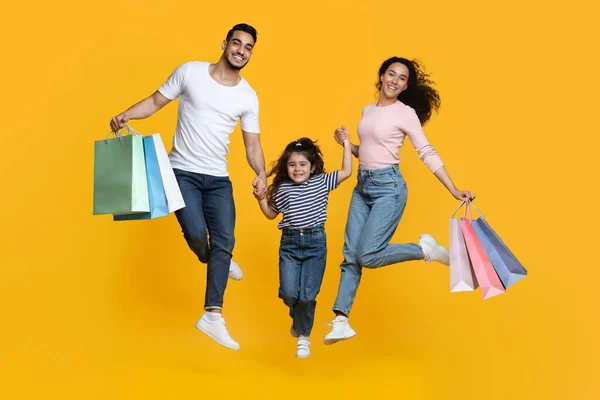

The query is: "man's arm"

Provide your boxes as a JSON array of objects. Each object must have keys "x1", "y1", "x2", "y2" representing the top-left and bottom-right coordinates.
[
  {"x1": 242, "y1": 130, "x2": 267, "y2": 197},
  {"x1": 110, "y1": 91, "x2": 171, "y2": 132}
]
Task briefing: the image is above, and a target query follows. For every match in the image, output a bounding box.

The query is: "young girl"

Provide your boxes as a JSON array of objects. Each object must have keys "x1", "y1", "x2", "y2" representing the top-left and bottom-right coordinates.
[{"x1": 254, "y1": 137, "x2": 352, "y2": 358}]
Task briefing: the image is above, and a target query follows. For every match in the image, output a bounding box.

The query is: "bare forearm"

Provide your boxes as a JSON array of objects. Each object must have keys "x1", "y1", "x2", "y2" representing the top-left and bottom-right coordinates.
[
  {"x1": 350, "y1": 142, "x2": 359, "y2": 158},
  {"x1": 121, "y1": 96, "x2": 161, "y2": 120},
  {"x1": 110, "y1": 91, "x2": 170, "y2": 132},
  {"x1": 257, "y1": 198, "x2": 278, "y2": 219},
  {"x1": 433, "y1": 166, "x2": 459, "y2": 196},
  {"x1": 246, "y1": 146, "x2": 267, "y2": 179},
  {"x1": 337, "y1": 140, "x2": 353, "y2": 183}
]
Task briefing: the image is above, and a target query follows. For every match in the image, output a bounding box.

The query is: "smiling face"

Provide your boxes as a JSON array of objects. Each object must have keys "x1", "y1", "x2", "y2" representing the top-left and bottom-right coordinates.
[
  {"x1": 222, "y1": 30, "x2": 254, "y2": 70},
  {"x1": 287, "y1": 152, "x2": 314, "y2": 184},
  {"x1": 380, "y1": 62, "x2": 409, "y2": 100}
]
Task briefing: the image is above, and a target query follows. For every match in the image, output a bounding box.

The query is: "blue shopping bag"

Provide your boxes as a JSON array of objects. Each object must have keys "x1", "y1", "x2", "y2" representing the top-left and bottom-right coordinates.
[
  {"x1": 113, "y1": 134, "x2": 168, "y2": 221},
  {"x1": 469, "y1": 201, "x2": 527, "y2": 289}
]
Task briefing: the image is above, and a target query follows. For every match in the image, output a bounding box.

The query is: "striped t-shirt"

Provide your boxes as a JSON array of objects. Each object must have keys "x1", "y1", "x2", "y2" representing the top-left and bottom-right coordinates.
[{"x1": 271, "y1": 171, "x2": 339, "y2": 230}]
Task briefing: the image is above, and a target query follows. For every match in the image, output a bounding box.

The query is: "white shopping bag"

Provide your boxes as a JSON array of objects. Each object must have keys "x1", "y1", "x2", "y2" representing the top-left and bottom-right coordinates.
[{"x1": 149, "y1": 134, "x2": 185, "y2": 213}]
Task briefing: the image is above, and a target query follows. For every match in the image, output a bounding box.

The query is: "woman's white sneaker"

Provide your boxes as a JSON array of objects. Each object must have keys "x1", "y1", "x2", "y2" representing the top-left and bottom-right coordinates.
[
  {"x1": 419, "y1": 234, "x2": 450, "y2": 266},
  {"x1": 229, "y1": 260, "x2": 243, "y2": 280},
  {"x1": 324, "y1": 316, "x2": 356, "y2": 345}
]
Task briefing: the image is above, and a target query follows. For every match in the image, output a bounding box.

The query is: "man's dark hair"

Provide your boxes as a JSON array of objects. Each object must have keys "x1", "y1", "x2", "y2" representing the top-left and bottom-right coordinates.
[{"x1": 226, "y1": 23, "x2": 257, "y2": 44}]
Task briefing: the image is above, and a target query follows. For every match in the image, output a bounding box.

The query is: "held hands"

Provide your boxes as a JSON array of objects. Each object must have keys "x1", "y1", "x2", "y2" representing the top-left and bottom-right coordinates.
[
  {"x1": 252, "y1": 175, "x2": 267, "y2": 200},
  {"x1": 334, "y1": 126, "x2": 350, "y2": 146}
]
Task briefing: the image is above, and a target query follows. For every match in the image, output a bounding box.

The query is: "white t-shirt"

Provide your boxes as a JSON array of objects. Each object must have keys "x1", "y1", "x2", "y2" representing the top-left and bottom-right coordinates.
[{"x1": 157, "y1": 61, "x2": 260, "y2": 177}]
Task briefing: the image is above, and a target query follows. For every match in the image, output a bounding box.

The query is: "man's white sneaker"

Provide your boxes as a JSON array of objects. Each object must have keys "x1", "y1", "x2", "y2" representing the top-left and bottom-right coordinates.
[
  {"x1": 229, "y1": 260, "x2": 243, "y2": 280},
  {"x1": 419, "y1": 234, "x2": 450, "y2": 266},
  {"x1": 324, "y1": 316, "x2": 356, "y2": 345},
  {"x1": 195, "y1": 314, "x2": 240, "y2": 351},
  {"x1": 296, "y1": 339, "x2": 311, "y2": 358}
]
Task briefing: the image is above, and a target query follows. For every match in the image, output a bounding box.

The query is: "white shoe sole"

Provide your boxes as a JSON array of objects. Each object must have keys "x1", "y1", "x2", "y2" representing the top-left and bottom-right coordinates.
[
  {"x1": 228, "y1": 262, "x2": 244, "y2": 281},
  {"x1": 195, "y1": 320, "x2": 240, "y2": 351},
  {"x1": 228, "y1": 272, "x2": 243, "y2": 281},
  {"x1": 324, "y1": 331, "x2": 356, "y2": 345},
  {"x1": 296, "y1": 353, "x2": 311, "y2": 358}
]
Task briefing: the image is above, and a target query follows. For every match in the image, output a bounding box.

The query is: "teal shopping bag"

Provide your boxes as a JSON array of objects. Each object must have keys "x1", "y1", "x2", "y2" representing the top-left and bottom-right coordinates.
[
  {"x1": 93, "y1": 126, "x2": 150, "y2": 215},
  {"x1": 113, "y1": 135, "x2": 169, "y2": 220}
]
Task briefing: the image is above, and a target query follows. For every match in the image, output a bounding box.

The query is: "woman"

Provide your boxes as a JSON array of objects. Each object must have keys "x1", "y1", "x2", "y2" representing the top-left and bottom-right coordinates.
[{"x1": 324, "y1": 56, "x2": 475, "y2": 344}]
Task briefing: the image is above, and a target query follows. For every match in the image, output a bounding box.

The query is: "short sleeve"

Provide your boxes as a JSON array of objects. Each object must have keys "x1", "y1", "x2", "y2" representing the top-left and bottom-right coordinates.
[
  {"x1": 157, "y1": 63, "x2": 189, "y2": 100},
  {"x1": 324, "y1": 171, "x2": 339, "y2": 191},
  {"x1": 269, "y1": 189, "x2": 279, "y2": 213},
  {"x1": 240, "y1": 92, "x2": 260, "y2": 133}
]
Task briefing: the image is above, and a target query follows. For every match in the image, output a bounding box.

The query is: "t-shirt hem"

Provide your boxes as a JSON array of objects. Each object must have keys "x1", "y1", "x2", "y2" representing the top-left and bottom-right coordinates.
[
  {"x1": 157, "y1": 86, "x2": 177, "y2": 101},
  {"x1": 170, "y1": 163, "x2": 230, "y2": 177}
]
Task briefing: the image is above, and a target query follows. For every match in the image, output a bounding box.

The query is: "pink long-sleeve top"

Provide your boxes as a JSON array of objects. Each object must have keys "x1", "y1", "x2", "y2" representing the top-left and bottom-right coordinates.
[{"x1": 357, "y1": 101, "x2": 444, "y2": 173}]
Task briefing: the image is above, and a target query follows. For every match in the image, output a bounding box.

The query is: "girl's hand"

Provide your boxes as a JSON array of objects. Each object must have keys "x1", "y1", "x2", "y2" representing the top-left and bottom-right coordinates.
[
  {"x1": 253, "y1": 177, "x2": 266, "y2": 200},
  {"x1": 334, "y1": 126, "x2": 348, "y2": 145}
]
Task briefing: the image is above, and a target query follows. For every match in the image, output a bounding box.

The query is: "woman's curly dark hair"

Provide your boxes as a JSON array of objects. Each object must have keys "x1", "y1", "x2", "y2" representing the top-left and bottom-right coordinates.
[
  {"x1": 376, "y1": 57, "x2": 441, "y2": 124},
  {"x1": 266, "y1": 137, "x2": 325, "y2": 204}
]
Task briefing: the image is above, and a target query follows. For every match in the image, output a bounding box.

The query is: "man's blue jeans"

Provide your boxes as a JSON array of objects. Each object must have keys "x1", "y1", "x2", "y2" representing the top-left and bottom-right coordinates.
[{"x1": 174, "y1": 169, "x2": 235, "y2": 310}]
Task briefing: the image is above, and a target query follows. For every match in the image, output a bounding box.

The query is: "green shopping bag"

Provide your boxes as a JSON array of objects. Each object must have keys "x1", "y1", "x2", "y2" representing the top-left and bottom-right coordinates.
[{"x1": 93, "y1": 126, "x2": 150, "y2": 215}]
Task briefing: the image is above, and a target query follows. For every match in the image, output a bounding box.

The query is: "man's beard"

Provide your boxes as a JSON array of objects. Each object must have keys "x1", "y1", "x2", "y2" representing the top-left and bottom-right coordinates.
[{"x1": 226, "y1": 56, "x2": 246, "y2": 71}]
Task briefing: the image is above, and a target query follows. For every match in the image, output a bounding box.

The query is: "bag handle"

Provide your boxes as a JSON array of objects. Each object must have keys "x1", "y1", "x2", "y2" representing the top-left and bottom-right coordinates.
[
  {"x1": 465, "y1": 199, "x2": 484, "y2": 220},
  {"x1": 123, "y1": 124, "x2": 143, "y2": 136},
  {"x1": 451, "y1": 199, "x2": 484, "y2": 220},
  {"x1": 105, "y1": 131, "x2": 124, "y2": 141},
  {"x1": 105, "y1": 124, "x2": 143, "y2": 142},
  {"x1": 451, "y1": 200, "x2": 468, "y2": 219}
]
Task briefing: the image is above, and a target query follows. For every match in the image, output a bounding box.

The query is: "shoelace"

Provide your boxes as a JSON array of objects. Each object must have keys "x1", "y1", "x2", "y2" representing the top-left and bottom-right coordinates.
[
  {"x1": 216, "y1": 319, "x2": 234, "y2": 338},
  {"x1": 324, "y1": 319, "x2": 346, "y2": 327}
]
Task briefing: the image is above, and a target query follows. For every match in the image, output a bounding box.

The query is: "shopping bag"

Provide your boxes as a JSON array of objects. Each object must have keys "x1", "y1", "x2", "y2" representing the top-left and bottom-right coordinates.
[
  {"x1": 461, "y1": 202, "x2": 505, "y2": 300},
  {"x1": 93, "y1": 127, "x2": 149, "y2": 215},
  {"x1": 149, "y1": 133, "x2": 185, "y2": 213},
  {"x1": 449, "y1": 201, "x2": 478, "y2": 292},
  {"x1": 469, "y1": 202, "x2": 527, "y2": 289},
  {"x1": 113, "y1": 134, "x2": 169, "y2": 221}
]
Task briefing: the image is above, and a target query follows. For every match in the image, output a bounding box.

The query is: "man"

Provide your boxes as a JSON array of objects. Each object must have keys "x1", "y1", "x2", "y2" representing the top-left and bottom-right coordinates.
[{"x1": 110, "y1": 23, "x2": 266, "y2": 351}]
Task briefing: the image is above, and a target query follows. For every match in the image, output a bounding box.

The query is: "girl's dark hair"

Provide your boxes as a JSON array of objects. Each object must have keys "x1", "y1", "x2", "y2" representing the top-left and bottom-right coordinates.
[
  {"x1": 266, "y1": 137, "x2": 325, "y2": 203},
  {"x1": 377, "y1": 57, "x2": 441, "y2": 124}
]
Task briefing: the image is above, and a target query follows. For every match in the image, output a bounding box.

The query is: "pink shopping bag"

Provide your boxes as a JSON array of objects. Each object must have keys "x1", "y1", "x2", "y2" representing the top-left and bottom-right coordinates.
[
  {"x1": 461, "y1": 201, "x2": 505, "y2": 300},
  {"x1": 449, "y1": 201, "x2": 478, "y2": 292}
]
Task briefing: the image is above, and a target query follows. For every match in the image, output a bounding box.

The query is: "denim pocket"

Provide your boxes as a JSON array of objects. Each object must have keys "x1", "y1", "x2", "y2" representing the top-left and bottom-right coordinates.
[
  {"x1": 280, "y1": 234, "x2": 289, "y2": 245},
  {"x1": 370, "y1": 173, "x2": 396, "y2": 186},
  {"x1": 315, "y1": 230, "x2": 327, "y2": 243}
]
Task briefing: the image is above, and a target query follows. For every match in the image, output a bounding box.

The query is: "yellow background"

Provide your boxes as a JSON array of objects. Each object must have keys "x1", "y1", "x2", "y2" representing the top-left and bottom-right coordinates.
[{"x1": 1, "y1": 0, "x2": 598, "y2": 398}]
